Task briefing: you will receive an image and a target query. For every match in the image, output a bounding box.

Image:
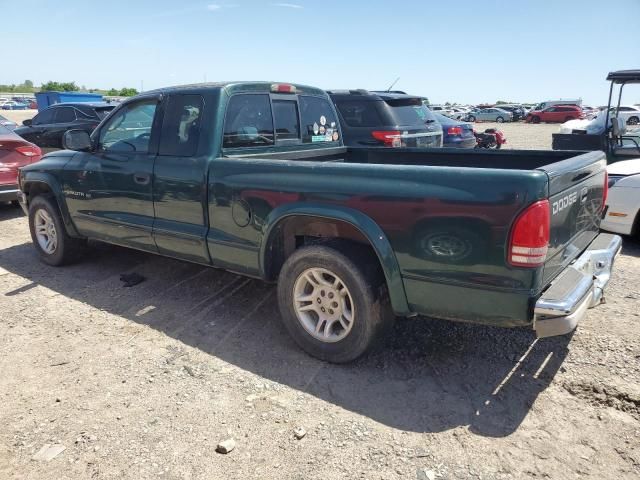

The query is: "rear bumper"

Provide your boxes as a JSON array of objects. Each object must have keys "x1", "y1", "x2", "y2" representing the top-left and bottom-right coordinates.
[
  {"x1": 534, "y1": 233, "x2": 622, "y2": 338},
  {"x1": 0, "y1": 184, "x2": 20, "y2": 202}
]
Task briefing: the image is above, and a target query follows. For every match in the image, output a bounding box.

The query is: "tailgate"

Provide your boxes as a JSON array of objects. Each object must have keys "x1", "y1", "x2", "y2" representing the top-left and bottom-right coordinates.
[{"x1": 539, "y1": 151, "x2": 607, "y2": 286}]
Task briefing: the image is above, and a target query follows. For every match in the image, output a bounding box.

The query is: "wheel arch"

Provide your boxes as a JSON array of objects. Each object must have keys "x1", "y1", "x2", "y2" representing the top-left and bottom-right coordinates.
[
  {"x1": 21, "y1": 172, "x2": 81, "y2": 238},
  {"x1": 260, "y1": 204, "x2": 411, "y2": 316}
]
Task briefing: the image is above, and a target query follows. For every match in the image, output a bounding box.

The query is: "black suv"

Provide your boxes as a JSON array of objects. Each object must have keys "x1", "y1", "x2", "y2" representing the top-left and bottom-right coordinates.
[
  {"x1": 328, "y1": 90, "x2": 442, "y2": 147},
  {"x1": 15, "y1": 102, "x2": 116, "y2": 150}
]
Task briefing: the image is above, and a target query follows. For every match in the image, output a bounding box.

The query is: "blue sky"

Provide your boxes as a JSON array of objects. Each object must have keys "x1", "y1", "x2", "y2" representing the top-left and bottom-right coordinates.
[{"x1": 2, "y1": 0, "x2": 639, "y2": 105}]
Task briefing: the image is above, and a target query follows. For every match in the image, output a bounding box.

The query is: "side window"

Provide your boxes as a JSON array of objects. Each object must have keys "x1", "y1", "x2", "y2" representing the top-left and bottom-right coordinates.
[
  {"x1": 300, "y1": 96, "x2": 339, "y2": 143},
  {"x1": 159, "y1": 94, "x2": 204, "y2": 157},
  {"x1": 272, "y1": 100, "x2": 300, "y2": 141},
  {"x1": 32, "y1": 108, "x2": 55, "y2": 125},
  {"x1": 223, "y1": 94, "x2": 274, "y2": 148},
  {"x1": 54, "y1": 107, "x2": 76, "y2": 123},
  {"x1": 99, "y1": 99, "x2": 157, "y2": 153},
  {"x1": 334, "y1": 100, "x2": 383, "y2": 127}
]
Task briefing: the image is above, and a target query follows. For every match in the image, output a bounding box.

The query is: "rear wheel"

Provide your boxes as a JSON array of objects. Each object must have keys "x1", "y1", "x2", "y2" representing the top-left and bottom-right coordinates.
[
  {"x1": 628, "y1": 116, "x2": 639, "y2": 126},
  {"x1": 564, "y1": 116, "x2": 575, "y2": 122},
  {"x1": 28, "y1": 195, "x2": 85, "y2": 266},
  {"x1": 468, "y1": 115, "x2": 476, "y2": 122},
  {"x1": 496, "y1": 116, "x2": 504, "y2": 123},
  {"x1": 10, "y1": 200, "x2": 20, "y2": 208},
  {"x1": 277, "y1": 244, "x2": 393, "y2": 363},
  {"x1": 531, "y1": 116, "x2": 541, "y2": 124}
]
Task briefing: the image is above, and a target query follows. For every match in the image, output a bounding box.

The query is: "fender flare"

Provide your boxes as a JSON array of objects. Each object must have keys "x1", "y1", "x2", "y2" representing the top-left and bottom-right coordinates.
[
  {"x1": 21, "y1": 172, "x2": 81, "y2": 238},
  {"x1": 260, "y1": 203, "x2": 411, "y2": 316}
]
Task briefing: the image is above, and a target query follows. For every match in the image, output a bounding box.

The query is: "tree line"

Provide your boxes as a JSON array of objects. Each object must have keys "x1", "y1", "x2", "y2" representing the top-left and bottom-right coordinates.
[{"x1": 0, "y1": 80, "x2": 138, "y2": 97}]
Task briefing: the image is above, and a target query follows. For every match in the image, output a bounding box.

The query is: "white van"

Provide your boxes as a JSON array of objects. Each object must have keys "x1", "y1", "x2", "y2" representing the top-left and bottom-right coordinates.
[{"x1": 534, "y1": 99, "x2": 582, "y2": 110}]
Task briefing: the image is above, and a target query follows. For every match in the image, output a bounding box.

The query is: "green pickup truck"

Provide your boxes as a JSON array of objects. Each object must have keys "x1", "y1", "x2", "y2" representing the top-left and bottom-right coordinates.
[{"x1": 17, "y1": 82, "x2": 622, "y2": 363}]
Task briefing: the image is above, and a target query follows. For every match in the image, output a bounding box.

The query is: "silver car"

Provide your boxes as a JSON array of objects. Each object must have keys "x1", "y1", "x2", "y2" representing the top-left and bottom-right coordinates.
[{"x1": 466, "y1": 108, "x2": 513, "y2": 123}]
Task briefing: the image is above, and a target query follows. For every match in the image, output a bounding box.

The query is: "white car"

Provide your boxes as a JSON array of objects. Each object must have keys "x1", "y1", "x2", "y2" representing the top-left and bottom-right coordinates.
[
  {"x1": 601, "y1": 159, "x2": 640, "y2": 236},
  {"x1": 613, "y1": 105, "x2": 640, "y2": 126}
]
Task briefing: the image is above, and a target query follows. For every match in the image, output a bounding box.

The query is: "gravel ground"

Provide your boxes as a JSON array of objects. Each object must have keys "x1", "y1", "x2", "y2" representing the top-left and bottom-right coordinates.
[{"x1": 0, "y1": 124, "x2": 639, "y2": 480}]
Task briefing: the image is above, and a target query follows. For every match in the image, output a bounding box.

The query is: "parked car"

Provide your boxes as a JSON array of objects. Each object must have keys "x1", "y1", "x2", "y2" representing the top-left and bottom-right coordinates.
[
  {"x1": 526, "y1": 105, "x2": 584, "y2": 123},
  {"x1": 601, "y1": 159, "x2": 640, "y2": 236},
  {"x1": 0, "y1": 124, "x2": 42, "y2": 205},
  {"x1": 444, "y1": 107, "x2": 468, "y2": 120},
  {"x1": 16, "y1": 81, "x2": 621, "y2": 363},
  {"x1": 329, "y1": 90, "x2": 442, "y2": 148},
  {"x1": 14, "y1": 102, "x2": 115, "y2": 149},
  {"x1": 582, "y1": 106, "x2": 598, "y2": 119},
  {"x1": 432, "y1": 112, "x2": 476, "y2": 148},
  {"x1": 1, "y1": 101, "x2": 29, "y2": 110},
  {"x1": 533, "y1": 99, "x2": 582, "y2": 110},
  {"x1": 0, "y1": 114, "x2": 18, "y2": 131},
  {"x1": 466, "y1": 108, "x2": 513, "y2": 123},
  {"x1": 425, "y1": 104, "x2": 452, "y2": 116},
  {"x1": 493, "y1": 105, "x2": 526, "y2": 121},
  {"x1": 610, "y1": 105, "x2": 640, "y2": 126}
]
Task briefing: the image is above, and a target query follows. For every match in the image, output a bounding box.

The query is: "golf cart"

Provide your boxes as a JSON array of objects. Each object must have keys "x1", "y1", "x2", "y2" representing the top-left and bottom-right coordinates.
[{"x1": 552, "y1": 69, "x2": 640, "y2": 163}]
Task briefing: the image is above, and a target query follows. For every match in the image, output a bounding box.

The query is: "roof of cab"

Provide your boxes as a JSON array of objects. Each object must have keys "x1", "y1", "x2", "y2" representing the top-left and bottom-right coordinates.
[
  {"x1": 327, "y1": 89, "x2": 423, "y2": 102},
  {"x1": 144, "y1": 81, "x2": 327, "y2": 96}
]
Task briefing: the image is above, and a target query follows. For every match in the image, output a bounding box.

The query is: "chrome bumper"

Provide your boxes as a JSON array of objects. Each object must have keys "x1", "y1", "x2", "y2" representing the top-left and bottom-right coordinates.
[{"x1": 534, "y1": 233, "x2": 622, "y2": 338}]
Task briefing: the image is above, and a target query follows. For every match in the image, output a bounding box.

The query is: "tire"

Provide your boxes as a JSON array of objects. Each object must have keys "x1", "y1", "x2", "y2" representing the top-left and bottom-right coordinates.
[
  {"x1": 28, "y1": 195, "x2": 85, "y2": 266},
  {"x1": 628, "y1": 116, "x2": 639, "y2": 126},
  {"x1": 496, "y1": 116, "x2": 504, "y2": 123},
  {"x1": 277, "y1": 244, "x2": 393, "y2": 363},
  {"x1": 10, "y1": 200, "x2": 20, "y2": 208},
  {"x1": 495, "y1": 143, "x2": 502, "y2": 149},
  {"x1": 564, "y1": 116, "x2": 574, "y2": 122},
  {"x1": 468, "y1": 115, "x2": 476, "y2": 122},
  {"x1": 531, "y1": 116, "x2": 541, "y2": 124}
]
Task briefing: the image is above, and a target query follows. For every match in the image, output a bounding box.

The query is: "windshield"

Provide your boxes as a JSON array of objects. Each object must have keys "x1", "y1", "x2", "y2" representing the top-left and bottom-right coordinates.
[{"x1": 383, "y1": 98, "x2": 437, "y2": 126}]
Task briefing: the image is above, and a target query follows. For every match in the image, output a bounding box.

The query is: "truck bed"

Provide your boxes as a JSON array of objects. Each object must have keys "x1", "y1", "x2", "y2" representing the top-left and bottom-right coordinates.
[{"x1": 214, "y1": 147, "x2": 606, "y2": 326}]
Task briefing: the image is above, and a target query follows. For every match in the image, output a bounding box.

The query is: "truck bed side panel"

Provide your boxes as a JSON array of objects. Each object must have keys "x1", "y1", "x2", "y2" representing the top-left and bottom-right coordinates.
[{"x1": 208, "y1": 157, "x2": 548, "y2": 325}]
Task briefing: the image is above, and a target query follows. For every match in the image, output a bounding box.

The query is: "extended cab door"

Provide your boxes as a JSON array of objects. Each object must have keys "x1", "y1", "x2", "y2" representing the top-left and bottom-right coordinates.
[
  {"x1": 63, "y1": 96, "x2": 161, "y2": 251},
  {"x1": 152, "y1": 93, "x2": 211, "y2": 264}
]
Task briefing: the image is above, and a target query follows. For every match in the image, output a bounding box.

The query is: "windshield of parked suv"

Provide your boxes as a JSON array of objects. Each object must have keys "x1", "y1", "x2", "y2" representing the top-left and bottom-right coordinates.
[{"x1": 383, "y1": 98, "x2": 437, "y2": 126}]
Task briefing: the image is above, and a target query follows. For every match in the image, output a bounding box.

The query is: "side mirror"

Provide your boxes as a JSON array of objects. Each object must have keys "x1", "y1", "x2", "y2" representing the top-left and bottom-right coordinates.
[
  {"x1": 22, "y1": 119, "x2": 32, "y2": 126},
  {"x1": 63, "y1": 129, "x2": 92, "y2": 151}
]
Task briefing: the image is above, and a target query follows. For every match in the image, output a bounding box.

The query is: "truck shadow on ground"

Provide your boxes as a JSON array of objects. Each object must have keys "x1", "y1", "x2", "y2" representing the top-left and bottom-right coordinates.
[{"x1": 0, "y1": 240, "x2": 571, "y2": 438}]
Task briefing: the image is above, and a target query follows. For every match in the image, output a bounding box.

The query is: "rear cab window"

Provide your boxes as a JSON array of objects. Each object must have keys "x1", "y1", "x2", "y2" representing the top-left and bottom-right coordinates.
[{"x1": 223, "y1": 90, "x2": 340, "y2": 149}]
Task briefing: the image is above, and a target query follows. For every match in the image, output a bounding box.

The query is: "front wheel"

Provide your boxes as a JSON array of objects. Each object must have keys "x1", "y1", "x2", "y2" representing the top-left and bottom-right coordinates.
[
  {"x1": 628, "y1": 116, "x2": 639, "y2": 126},
  {"x1": 496, "y1": 116, "x2": 504, "y2": 123},
  {"x1": 468, "y1": 115, "x2": 476, "y2": 122},
  {"x1": 531, "y1": 116, "x2": 541, "y2": 124},
  {"x1": 28, "y1": 195, "x2": 85, "y2": 266},
  {"x1": 277, "y1": 244, "x2": 393, "y2": 363}
]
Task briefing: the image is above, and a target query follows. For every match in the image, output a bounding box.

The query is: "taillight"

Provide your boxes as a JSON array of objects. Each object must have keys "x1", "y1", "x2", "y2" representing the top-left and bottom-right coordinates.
[
  {"x1": 602, "y1": 172, "x2": 608, "y2": 208},
  {"x1": 371, "y1": 130, "x2": 401, "y2": 147},
  {"x1": 447, "y1": 126, "x2": 463, "y2": 135},
  {"x1": 508, "y1": 200, "x2": 550, "y2": 267},
  {"x1": 15, "y1": 145, "x2": 41, "y2": 157}
]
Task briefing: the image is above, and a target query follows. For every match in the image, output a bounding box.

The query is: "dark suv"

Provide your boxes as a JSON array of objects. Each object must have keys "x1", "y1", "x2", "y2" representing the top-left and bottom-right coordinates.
[
  {"x1": 328, "y1": 90, "x2": 442, "y2": 148},
  {"x1": 15, "y1": 102, "x2": 116, "y2": 150}
]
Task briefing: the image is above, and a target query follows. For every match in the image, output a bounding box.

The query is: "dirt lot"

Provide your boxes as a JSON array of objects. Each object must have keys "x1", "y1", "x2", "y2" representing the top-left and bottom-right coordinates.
[{"x1": 1, "y1": 124, "x2": 639, "y2": 480}]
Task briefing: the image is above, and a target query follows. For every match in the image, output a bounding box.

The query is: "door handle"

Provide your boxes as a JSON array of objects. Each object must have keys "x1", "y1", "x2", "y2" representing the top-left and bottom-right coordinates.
[{"x1": 133, "y1": 172, "x2": 150, "y2": 185}]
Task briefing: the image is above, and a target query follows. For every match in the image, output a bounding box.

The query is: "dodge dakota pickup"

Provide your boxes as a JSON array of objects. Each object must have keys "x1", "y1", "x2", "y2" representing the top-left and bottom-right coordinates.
[{"x1": 17, "y1": 82, "x2": 621, "y2": 363}]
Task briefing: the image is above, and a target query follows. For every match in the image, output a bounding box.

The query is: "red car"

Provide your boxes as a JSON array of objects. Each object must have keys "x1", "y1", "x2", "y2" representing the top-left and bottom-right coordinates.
[
  {"x1": 526, "y1": 105, "x2": 584, "y2": 123},
  {"x1": 0, "y1": 124, "x2": 42, "y2": 206}
]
